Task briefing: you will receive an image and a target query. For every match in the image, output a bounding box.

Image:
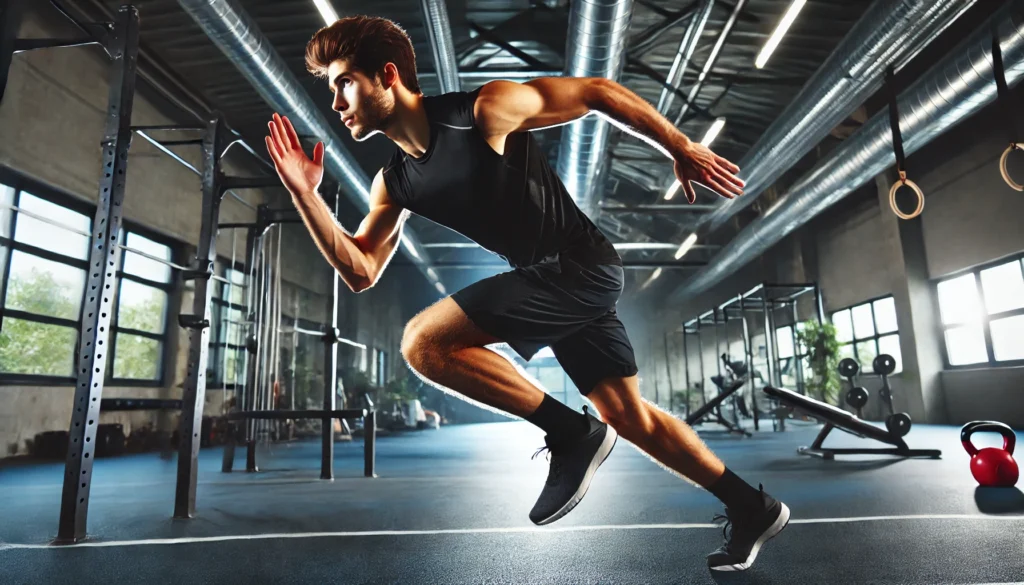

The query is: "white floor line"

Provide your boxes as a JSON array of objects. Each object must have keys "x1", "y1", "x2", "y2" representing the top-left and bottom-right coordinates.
[{"x1": 1, "y1": 513, "x2": 1021, "y2": 550}]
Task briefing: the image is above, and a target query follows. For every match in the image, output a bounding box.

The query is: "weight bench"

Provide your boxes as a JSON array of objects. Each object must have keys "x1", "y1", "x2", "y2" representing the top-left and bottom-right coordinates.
[{"x1": 763, "y1": 386, "x2": 941, "y2": 459}]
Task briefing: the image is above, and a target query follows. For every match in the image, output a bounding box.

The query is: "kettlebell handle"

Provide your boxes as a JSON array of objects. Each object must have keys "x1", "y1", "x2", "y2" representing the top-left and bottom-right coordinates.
[{"x1": 961, "y1": 421, "x2": 1016, "y2": 456}]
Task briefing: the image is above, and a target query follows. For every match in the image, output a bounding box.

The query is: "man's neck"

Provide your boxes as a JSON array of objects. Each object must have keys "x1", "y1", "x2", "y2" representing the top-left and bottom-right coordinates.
[{"x1": 384, "y1": 92, "x2": 431, "y2": 159}]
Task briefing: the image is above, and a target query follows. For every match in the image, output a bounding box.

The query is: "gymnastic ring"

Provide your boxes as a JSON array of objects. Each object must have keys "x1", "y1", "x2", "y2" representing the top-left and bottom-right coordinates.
[
  {"x1": 999, "y1": 143, "x2": 1024, "y2": 192},
  {"x1": 888, "y1": 172, "x2": 924, "y2": 220}
]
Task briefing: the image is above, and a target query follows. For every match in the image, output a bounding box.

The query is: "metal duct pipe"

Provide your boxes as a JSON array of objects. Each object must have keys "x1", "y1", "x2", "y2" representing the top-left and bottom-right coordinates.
[
  {"x1": 692, "y1": 0, "x2": 977, "y2": 238},
  {"x1": 657, "y1": 0, "x2": 714, "y2": 115},
  {"x1": 421, "y1": 0, "x2": 462, "y2": 94},
  {"x1": 556, "y1": 0, "x2": 635, "y2": 216},
  {"x1": 175, "y1": 0, "x2": 443, "y2": 292},
  {"x1": 673, "y1": 0, "x2": 744, "y2": 124},
  {"x1": 669, "y1": 0, "x2": 1024, "y2": 303}
]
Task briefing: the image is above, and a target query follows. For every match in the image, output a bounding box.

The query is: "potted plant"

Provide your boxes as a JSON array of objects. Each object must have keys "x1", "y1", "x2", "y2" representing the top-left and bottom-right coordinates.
[{"x1": 795, "y1": 320, "x2": 841, "y2": 405}]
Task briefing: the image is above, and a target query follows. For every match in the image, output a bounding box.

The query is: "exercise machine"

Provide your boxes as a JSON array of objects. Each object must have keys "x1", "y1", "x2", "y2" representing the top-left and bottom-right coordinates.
[{"x1": 686, "y1": 353, "x2": 752, "y2": 437}]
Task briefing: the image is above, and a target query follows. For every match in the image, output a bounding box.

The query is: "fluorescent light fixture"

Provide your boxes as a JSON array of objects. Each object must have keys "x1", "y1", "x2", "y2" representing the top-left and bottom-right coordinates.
[
  {"x1": 427, "y1": 268, "x2": 438, "y2": 280},
  {"x1": 700, "y1": 118, "x2": 726, "y2": 147},
  {"x1": 639, "y1": 267, "x2": 663, "y2": 291},
  {"x1": 312, "y1": 0, "x2": 339, "y2": 25},
  {"x1": 401, "y1": 234, "x2": 420, "y2": 260},
  {"x1": 755, "y1": 0, "x2": 807, "y2": 69},
  {"x1": 674, "y1": 233, "x2": 698, "y2": 259},
  {"x1": 434, "y1": 281, "x2": 446, "y2": 295},
  {"x1": 665, "y1": 180, "x2": 681, "y2": 201}
]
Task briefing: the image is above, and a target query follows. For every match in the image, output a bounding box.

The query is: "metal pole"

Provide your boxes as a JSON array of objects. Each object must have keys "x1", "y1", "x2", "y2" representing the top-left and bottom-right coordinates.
[
  {"x1": 321, "y1": 197, "x2": 340, "y2": 480},
  {"x1": 792, "y1": 301, "x2": 805, "y2": 395},
  {"x1": 762, "y1": 290, "x2": 776, "y2": 387},
  {"x1": 713, "y1": 310, "x2": 722, "y2": 380},
  {"x1": 242, "y1": 229, "x2": 262, "y2": 472},
  {"x1": 663, "y1": 332, "x2": 674, "y2": 414},
  {"x1": 696, "y1": 319, "x2": 706, "y2": 408},
  {"x1": 174, "y1": 115, "x2": 227, "y2": 519},
  {"x1": 722, "y1": 307, "x2": 739, "y2": 426},
  {"x1": 681, "y1": 326, "x2": 691, "y2": 418},
  {"x1": 57, "y1": 6, "x2": 139, "y2": 544},
  {"x1": 814, "y1": 283, "x2": 825, "y2": 324},
  {"x1": 291, "y1": 294, "x2": 298, "y2": 411},
  {"x1": 740, "y1": 294, "x2": 758, "y2": 431}
]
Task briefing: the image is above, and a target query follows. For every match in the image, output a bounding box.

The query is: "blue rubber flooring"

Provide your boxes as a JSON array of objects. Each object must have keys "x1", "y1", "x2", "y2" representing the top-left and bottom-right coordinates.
[{"x1": 1, "y1": 419, "x2": 1022, "y2": 584}]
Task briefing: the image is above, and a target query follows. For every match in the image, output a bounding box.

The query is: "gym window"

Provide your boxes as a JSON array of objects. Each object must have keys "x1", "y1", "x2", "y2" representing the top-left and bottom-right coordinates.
[
  {"x1": 0, "y1": 183, "x2": 91, "y2": 381},
  {"x1": 776, "y1": 323, "x2": 810, "y2": 391},
  {"x1": 110, "y1": 231, "x2": 174, "y2": 383},
  {"x1": 936, "y1": 254, "x2": 1024, "y2": 367},
  {"x1": 370, "y1": 348, "x2": 388, "y2": 387},
  {"x1": 208, "y1": 265, "x2": 247, "y2": 388},
  {"x1": 831, "y1": 296, "x2": 902, "y2": 374}
]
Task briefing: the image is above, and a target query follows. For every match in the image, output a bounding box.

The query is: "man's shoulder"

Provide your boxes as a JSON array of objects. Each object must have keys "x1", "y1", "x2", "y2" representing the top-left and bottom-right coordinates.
[{"x1": 424, "y1": 89, "x2": 483, "y2": 128}]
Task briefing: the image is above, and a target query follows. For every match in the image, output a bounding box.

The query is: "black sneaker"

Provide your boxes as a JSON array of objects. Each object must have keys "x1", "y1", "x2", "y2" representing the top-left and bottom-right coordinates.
[
  {"x1": 529, "y1": 406, "x2": 617, "y2": 526},
  {"x1": 706, "y1": 486, "x2": 790, "y2": 571}
]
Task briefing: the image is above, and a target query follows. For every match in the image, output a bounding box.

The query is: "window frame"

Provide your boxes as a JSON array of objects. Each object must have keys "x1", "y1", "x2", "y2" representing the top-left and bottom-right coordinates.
[
  {"x1": 934, "y1": 252, "x2": 1024, "y2": 370},
  {"x1": 107, "y1": 226, "x2": 179, "y2": 386},
  {"x1": 0, "y1": 168, "x2": 178, "y2": 386},
  {"x1": 0, "y1": 171, "x2": 93, "y2": 384},
  {"x1": 830, "y1": 294, "x2": 902, "y2": 375}
]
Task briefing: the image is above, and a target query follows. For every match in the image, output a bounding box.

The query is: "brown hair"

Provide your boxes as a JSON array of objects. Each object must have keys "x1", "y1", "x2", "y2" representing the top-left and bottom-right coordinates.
[{"x1": 305, "y1": 16, "x2": 421, "y2": 94}]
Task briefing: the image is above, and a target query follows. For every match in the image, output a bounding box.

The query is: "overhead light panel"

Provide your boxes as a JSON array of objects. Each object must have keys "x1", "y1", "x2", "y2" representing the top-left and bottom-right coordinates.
[
  {"x1": 756, "y1": 0, "x2": 807, "y2": 69},
  {"x1": 313, "y1": 0, "x2": 339, "y2": 25},
  {"x1": 639, "y1": 267, "x2": 663, "y2": 291},
  {"x1": 674, "y1": 233, "x2": 698, "y2": 259},
  {"x1": 700, "y1": 118, "x2": 726, "y2": 147},
  {"x1": 664, "y1": 180, "x2": 681, "y2": 201}
]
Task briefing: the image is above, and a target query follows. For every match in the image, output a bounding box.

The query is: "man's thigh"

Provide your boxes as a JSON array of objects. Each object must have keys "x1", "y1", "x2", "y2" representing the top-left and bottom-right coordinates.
[
  {"x1": 447, "y1": 263, "x2": 608, "y2": 361},
  {"x1": 405, "y1": 297, "x2": 502, "y2": 352},
  {"x1": 552, "y1": 309, "x2": 639, "y2": 396}
]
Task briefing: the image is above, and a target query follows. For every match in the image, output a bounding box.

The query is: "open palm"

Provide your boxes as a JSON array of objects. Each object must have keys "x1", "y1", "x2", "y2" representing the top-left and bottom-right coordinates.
[
  {"x1": 265, "y1": 113, "x2": 324, "y2": 198},
  {"x1": 673, "y1": 142, "x2": 744, "y2": 204}
]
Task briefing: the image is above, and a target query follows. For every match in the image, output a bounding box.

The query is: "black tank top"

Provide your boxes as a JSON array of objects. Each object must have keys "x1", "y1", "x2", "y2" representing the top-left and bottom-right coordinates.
[{"x1": 381, "y1": 90, "x2": 621, "y2": 269}]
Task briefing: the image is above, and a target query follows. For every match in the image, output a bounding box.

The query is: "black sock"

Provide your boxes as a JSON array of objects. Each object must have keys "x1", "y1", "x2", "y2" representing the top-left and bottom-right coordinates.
[
  {"x1": 707, "y1": 467, "x2": 764, "y2": 512},
  {"x1": 525, "y1": 394, "x2": 588, "y2": 442}
]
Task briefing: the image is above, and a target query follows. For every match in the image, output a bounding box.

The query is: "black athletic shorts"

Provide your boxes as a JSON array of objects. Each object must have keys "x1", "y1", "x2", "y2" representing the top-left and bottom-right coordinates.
[{"x1": 451, "y1": 252, "x2": 639, "y2": 395}]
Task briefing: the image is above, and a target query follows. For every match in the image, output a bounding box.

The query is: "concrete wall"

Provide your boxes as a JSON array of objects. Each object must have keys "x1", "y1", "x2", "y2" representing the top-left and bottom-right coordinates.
[{"x1": 0, "y1": 4, "x2": 419, "y2": 457}]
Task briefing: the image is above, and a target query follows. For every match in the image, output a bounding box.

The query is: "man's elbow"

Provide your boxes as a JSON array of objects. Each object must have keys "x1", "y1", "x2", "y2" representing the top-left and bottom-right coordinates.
[{"x1": 582, "y1": 77, "x2": 617, "y2": 111}]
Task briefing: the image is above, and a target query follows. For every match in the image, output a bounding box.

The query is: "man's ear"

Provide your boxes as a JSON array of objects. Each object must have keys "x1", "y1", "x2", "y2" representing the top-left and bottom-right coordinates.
[{"x1": 380, "y1": 62, "x2": 400, "y2": 90}]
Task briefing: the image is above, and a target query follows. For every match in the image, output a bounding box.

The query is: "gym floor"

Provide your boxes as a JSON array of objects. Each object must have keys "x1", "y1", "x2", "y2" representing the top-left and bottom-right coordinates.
[{"x1": 1, "y1": 420, "x2": 1022, "y2": 584}]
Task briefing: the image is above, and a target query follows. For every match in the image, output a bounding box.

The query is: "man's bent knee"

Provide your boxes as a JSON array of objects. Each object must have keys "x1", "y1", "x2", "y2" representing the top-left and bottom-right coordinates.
[
  {"x1": 401, "y1": 320, "x2": 439, "y2": 375},
  {"x1": 589, "y1": 377, "x2": 656, "y2": 435}
]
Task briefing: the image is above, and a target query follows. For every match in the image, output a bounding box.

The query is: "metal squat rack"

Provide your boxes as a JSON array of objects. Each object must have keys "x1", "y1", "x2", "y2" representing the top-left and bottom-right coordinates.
[
  {"x1": 680, "y1": 282, "x2": 824, "y2": 434},
  {"x1": 1, "y1": 2, "x2": 375, "y2": 544}
]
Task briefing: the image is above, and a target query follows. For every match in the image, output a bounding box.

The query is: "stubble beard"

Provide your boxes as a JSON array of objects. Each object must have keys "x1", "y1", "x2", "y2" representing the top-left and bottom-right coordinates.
[{"x1": 352, "y1": 86, "x2": 397, "y2": 142}]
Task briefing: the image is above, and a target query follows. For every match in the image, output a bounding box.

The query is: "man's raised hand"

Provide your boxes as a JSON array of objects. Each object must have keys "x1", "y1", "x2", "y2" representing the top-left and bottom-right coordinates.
[{"x1": 265, "y1": 113, "x2": 325, "y2": 198}]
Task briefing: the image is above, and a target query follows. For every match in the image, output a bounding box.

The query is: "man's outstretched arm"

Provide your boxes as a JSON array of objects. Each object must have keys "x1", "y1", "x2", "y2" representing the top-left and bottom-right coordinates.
[
  {"x1": 265, "y1": 113, "x2": 405, "y2": 293},
  {"x1": 473, "y1": 78, "x2": 744, "y2": 203}
]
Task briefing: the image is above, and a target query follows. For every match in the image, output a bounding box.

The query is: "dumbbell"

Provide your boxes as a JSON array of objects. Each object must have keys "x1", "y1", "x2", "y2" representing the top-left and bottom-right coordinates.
[
  {"x1": 873, "y1": 354, "x2": 897, "y2": 416},
  {"x1": 872, "y1": 354, "x2": 913, "y2": 437},
  {"x1": 839, "y1": 358, "x2": 869, "y2": 418}
]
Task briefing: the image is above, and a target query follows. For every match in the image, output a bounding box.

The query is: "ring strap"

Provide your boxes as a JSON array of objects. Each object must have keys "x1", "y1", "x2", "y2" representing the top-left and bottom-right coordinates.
[
  {"x1": 886, "y1": 66, "x2": 907, "y2": 175},
  {"x1": 993, "y1": 28, "x2": 1019, "y2": 147}
]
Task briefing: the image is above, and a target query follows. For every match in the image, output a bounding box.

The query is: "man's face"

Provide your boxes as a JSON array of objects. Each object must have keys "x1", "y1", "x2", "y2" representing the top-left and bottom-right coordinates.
[{"x1": 328, "y1": 59, "x2": 395, "y2": 142}]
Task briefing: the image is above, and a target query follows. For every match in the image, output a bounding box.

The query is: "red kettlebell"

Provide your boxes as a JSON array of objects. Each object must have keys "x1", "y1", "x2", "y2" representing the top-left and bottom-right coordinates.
[{"x1": 961, "y1": 421, "x2": 1019, "y2": 487}]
